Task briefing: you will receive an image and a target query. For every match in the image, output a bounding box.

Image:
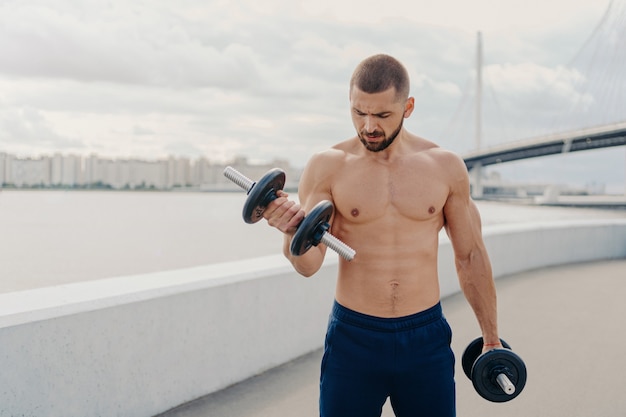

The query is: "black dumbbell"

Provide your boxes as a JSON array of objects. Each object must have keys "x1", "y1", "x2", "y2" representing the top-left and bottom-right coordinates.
[
  {"x1": 290, "y1": 200, "x2": 356, "y2": 260},
  {"x1": 224, "y1": 166, "x2": 286, "y2": 224},
  {"x1": 462, "y1": 337, "x2": 527, "y2": 402},
  {"x1": 223, "y1": 166, "x2": 356, "y2": 261}
]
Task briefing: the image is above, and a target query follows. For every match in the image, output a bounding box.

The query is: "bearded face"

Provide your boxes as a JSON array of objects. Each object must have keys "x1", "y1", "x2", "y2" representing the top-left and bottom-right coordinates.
[{"x1": 350, "y1": 87, "x2": 411, "y2": 153}]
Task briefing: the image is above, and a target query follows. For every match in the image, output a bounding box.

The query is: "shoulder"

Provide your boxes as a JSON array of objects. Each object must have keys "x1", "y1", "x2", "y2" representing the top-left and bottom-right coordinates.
[
  {"x1": 437, "y1": 150, "x2": 469, "y2": 195},
  {"x1": 428, "y1": 147, "x2": 467, "y2": 173},
  {"x1": 297, "y1": 139, "x2": 354, "y2": 199},
  {"x1": 410, "y1": 137, "x2": 468, "y2": 178},
  {"x1": 305, "y1": 142, "x2": 348, "y2": 174},
  {"x1": 411, "y1": 142, "x2": 470, "y2": 200},
  {"x1": 304, "y1": 138, "x2": 360, "y2": 173},
  {"x1": 430, "y1": 149, "x2": 471, "y2": 202}
]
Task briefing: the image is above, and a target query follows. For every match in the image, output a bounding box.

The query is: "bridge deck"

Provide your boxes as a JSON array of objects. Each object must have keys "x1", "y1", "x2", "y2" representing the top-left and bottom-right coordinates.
[
  {"x1": 463, "y1": 121, "x2": 626, "y2": 169},
  {"x1": 157, "y1": 259, "x2": 626, "y2": 417}
]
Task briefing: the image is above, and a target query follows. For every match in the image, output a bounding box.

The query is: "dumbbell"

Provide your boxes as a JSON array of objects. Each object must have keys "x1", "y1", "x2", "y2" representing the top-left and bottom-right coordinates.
[
  {"x1": 462, "y1": 337, "x2": 527, "y2": 402},
  {"x1": 223, "y1": 166, "x2": 356, "y2": 261}
]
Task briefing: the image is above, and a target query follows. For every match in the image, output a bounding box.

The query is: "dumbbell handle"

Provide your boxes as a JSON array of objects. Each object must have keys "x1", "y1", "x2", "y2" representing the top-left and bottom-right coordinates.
[
  {"x1": 224, "y1": 166, "x2": 356, "y2": 261},
  {"x1": 319, "y1": 232, "x2": 355, "y2": 261},
  {"x1": 224, "y1": 166, "x2": 257, "y2": 193},
  {"x1": 496, "y1": 373, "x2": 515, "y2": 395}
]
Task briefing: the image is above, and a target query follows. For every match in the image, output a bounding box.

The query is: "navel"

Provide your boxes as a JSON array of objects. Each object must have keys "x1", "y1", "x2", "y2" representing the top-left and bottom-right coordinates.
[
  {"x1": 351, "y1": 208, "x2": 360, "y2": 217},
  {"x1": 389, "y1": 281, "x2": 401, "y2": 313}
]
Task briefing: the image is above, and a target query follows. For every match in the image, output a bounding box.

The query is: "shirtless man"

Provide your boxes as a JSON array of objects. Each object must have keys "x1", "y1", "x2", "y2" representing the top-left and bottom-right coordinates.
[{"x1": 263, "y1": 54, "x2": 501, "y2": 417}]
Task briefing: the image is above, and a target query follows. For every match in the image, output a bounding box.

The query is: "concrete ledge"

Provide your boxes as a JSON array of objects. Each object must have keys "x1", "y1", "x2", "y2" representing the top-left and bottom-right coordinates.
[
  {"x1": 0, "y1": 256, "x2": 337, "y2": 417},
  {"x1": 1, "y1": 219, "x2": 625, "y2": 416}
]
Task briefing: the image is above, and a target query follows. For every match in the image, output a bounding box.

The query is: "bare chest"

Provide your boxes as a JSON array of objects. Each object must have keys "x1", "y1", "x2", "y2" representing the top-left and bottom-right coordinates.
[{"x1": 331, "y1": 161, "x2": 449, "y2": 223}]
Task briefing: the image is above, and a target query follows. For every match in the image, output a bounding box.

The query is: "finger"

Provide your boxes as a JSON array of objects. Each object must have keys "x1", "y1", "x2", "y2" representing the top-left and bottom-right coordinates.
[
  {"x1": 266, "y1": 200, "x2": 298, "y2": 227},
  {"x1": 263, "y1": 196, "x2": 290, "y2": 219},
  {"x1": 278, "y1": 204, "x2": 304, "y2": 233},
  {"x1": 285, "y1": 208, "x2": 305, "y2": 229},
  {"x1": 275, "y1": 203, "x2": 304, "y2": 233}
]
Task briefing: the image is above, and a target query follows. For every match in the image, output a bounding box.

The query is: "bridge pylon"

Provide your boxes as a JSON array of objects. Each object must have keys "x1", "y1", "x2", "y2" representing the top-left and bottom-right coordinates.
[{"x1": 470, "y1": 162, "x2": 483, "y2": 199}]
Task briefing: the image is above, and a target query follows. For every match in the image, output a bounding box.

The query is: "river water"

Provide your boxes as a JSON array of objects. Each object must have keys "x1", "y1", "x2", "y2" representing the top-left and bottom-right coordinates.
[{"x1": 1, "y1": 190, "x2": 624, "y2": 293}]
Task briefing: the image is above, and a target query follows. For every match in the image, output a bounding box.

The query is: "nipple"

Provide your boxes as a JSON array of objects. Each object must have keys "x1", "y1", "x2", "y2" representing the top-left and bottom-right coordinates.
[
  {"x1": 428, "y1": 206, "x2": 436, "y2": 214},
  {"x1": 351, "y1": 208, "x2": 360, "y2": 217}
]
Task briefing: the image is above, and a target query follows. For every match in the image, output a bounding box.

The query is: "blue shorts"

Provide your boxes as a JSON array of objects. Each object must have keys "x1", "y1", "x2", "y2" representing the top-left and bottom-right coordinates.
[{"x1": 320, "y1": 301, "x2": 456, "y2": 417}]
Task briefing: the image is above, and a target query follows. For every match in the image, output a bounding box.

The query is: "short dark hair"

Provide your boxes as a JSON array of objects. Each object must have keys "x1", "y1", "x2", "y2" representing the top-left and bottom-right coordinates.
[{"x1": 350, "y1": 54, "x2": 410, "y2": 101}]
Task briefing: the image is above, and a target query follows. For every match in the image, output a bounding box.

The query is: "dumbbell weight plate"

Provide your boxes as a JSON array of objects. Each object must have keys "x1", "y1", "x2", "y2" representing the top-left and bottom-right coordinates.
[
  {"x1": 242, "y1": 168, "x2": 286, "y2": 224},
  {"x1": 461, "y1": 337, "x2": 511, "y2": 380},
  {"x1": 290, "y1": 200, "x2": 333, "y2": 256},
  {"x1": 472, "y1": 348, "x2": 527, "y2": 402}
]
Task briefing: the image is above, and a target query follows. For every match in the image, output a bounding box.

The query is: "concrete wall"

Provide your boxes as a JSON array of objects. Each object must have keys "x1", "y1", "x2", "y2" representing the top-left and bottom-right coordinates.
[{"x1": 1, "y1": 219, "x2": 625, "y2": 417}]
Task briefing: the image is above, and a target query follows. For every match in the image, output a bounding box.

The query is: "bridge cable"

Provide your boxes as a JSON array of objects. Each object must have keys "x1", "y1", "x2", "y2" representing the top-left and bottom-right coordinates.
[{"x1": 549, "y1": 0, "x2": 626, "y2": 131}]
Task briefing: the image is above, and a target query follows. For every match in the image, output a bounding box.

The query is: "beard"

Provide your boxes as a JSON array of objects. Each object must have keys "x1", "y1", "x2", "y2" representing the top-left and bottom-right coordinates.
[{"x1": 358, "y1": 119, "x2": 403, "y2": 153}]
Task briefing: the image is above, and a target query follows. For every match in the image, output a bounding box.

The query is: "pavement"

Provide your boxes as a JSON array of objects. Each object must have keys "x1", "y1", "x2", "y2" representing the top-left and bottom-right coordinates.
[{"x1": 156, "y1": 259, "x2": 626, "y2": 417}]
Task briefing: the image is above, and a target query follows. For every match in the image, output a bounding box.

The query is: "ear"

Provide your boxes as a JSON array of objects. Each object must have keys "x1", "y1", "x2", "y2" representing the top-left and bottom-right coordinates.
[{"x1": 403, "y1": 97, "x2": 415, "y2": 118}]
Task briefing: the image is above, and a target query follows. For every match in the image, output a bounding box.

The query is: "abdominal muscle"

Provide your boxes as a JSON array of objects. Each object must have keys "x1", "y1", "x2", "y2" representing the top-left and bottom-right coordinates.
[{"x1": 333, "y1": 217, "x2": 442, "y2": 318}]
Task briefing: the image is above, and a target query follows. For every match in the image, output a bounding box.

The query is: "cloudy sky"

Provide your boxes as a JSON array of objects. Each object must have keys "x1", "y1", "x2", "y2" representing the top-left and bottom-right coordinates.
[{"x1": 1, "y1": 0, "x2": 625, "y2": 190}]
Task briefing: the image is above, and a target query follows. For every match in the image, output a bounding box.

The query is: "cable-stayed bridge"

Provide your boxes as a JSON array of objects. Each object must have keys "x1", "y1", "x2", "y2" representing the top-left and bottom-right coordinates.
[
  {"x1": 464, "y1": 121, "x2": 626, "y2": 170},
  {"x1": 454, "y1": 0, "x2": 626, "y2": 197}
]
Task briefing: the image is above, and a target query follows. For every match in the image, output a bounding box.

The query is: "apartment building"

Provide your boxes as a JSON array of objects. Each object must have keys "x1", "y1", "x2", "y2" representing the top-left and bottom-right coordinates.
[{"x1": 0, "y1": 153, "x2": 299, "y2": 190}]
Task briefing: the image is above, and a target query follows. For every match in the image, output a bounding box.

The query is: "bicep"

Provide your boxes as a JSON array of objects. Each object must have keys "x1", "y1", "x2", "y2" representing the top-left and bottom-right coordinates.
[
  {"x1": 443, "y1": 159, "x2": 483, "y2": 259},
  {"x1": 445, "y1": 196, "x2": 484, "y2": 259}
]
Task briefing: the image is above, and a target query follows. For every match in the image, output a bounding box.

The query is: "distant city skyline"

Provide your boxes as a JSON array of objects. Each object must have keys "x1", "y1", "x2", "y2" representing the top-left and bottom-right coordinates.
[
  {"x1": 0, "y1": 151, "x2": 299, "y2": 190},
  {"x1": 2, "y1": 148, "x2": 623, "y2": 196},
  {"x1": 0, "y1": 148, "x2": 249, "y2": 163}
]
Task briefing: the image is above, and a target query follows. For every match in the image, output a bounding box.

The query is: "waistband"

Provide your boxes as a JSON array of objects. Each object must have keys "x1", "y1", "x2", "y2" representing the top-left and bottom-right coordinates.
[{"x1": 331, "y1": 300, "x2": 443, "y2": 332}]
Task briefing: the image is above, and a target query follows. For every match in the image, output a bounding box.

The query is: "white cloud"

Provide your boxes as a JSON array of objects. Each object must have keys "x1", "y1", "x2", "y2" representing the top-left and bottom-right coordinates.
[
  {"x1": 482, "y1": 63, "x2": 595, "y2": 128},
  {"x1": 301, "y1": 0, "x2": 607, "y2": 32},
  {"x1": 0, "y1": 0, "x2": 622, "y2": 189}
]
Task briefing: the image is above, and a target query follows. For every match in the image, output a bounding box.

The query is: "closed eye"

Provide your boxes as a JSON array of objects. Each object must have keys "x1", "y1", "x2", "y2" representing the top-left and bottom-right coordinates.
[{"x1": 353, "y1": 109, "x2": 391, "y2": 118}]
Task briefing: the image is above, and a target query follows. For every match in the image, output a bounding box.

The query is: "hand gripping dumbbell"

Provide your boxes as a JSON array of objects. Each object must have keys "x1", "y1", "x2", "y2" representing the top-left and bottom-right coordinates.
[
  {"x1": 223, "y1": 166, "x2": 356, "y2": 261},
  {"x1": 462, "y1": 337, "x2": 527, "y2": 402}
]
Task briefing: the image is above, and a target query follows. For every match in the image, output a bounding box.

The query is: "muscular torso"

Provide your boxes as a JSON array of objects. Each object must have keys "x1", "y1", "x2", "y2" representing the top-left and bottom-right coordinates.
[{"x1": 307, "y1": 136, "x2": 452, "y2": 318}]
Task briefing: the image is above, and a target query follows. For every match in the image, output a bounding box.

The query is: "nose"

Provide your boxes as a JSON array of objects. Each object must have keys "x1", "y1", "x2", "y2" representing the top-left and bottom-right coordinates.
[{"x1": 364, "y1": 116, "x2": 377, "y2": 133}]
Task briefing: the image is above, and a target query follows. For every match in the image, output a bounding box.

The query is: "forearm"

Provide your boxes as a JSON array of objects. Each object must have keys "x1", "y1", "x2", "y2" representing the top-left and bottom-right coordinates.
[
  {"x1": 282, "y1": 234, "x2": 325, "y2": 277},
  {"x1": 456, "y1": 249, "x2": 500, "y2": 344}
]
